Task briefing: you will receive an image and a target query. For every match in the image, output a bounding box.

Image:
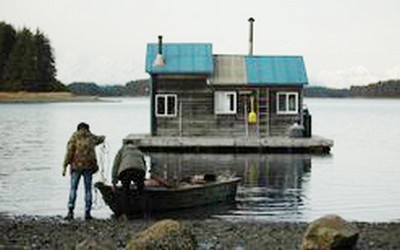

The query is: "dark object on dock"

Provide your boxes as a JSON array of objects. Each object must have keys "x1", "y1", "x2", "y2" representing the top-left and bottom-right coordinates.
[
  {"x1": 303, "y1": 107, "x2": 312, "y2": 138},
  {"x1": 94, "y1": 177, "x2": 240, "y2": 216},
  {"x1": 288, "y1": 123, "x2": 305, "y2": 138}
]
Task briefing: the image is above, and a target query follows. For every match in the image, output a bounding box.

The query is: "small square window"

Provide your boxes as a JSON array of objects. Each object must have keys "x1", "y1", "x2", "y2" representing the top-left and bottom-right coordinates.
[
  {"x1": 156, "y1": 94, "x2": 177, "y2": 117},
  {"x1": 214, "y1": 91, "x2": 237, "y2": 114},
  {"x1": 277, "y1": 92, "x2": 298, "y2": 114}
]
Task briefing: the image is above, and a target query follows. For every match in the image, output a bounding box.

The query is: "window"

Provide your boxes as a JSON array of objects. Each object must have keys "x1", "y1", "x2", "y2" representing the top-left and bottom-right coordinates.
[
  {"x1": 156, "y1": 94, "x2": 177, "y2": 117},
  {"x1": 276, "y1": 92, "x2": 298, "y2": 114},
  {"x1": 214, "y1": 91, "x2": 237, "y2": 114}
]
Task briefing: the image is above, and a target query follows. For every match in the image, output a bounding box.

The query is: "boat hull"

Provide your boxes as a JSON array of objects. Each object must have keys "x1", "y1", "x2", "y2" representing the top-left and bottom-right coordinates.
[{"x1": 95, "y1": 177, "x2": 240, "y2": 216}]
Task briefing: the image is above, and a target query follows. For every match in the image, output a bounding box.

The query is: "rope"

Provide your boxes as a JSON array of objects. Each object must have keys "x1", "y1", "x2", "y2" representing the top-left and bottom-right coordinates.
[
  {"x1": 93, "y1": 141, "x2": 111, "y2": 210},
  {"x1": 97, "y1": 141, "x2": 111, "y2": 183}
]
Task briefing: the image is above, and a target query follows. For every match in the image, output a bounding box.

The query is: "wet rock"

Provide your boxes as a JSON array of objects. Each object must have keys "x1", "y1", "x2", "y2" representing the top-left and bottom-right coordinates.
[
  {"x1": 301, "y1": 214, "x2": 359, "y2": 250},
  {"x1": 76, "y1": 238, "x2": 114, "y2": 250},
  {"x1": 126, "y1": 219, "x2": 195, "y2": 250}
]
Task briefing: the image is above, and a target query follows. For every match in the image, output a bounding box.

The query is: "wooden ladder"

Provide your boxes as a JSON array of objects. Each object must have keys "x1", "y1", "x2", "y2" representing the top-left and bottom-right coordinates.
[{"x1": 258, "y1": 89, "x2": 269, "y2": 136}]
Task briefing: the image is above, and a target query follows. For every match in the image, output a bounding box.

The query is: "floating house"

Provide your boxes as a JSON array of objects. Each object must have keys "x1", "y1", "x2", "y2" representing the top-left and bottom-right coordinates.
[{"x1": 126, "y1": 19, "x2": 333, "y2": 154}]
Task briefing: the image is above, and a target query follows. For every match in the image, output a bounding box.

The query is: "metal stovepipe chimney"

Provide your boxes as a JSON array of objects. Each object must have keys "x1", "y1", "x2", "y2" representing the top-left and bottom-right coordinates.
[
  {"x1": 248, "y1": 17, "x2": 255, "y2": 56},
  {"x1": 153, "y1": 35, "x2": 165, "y2": 66}
]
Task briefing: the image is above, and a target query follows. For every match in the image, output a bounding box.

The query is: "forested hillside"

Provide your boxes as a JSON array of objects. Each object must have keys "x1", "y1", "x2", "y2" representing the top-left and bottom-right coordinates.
[
  {"x1": 67, "y1": 79, "x2": 150, "y2": 96},
  {"x1": 304, "y1": 86, "x2": 349, "y2": 98},
  {"x1": 305, "y1": 80, "x2": 400, "y2": 98},
  {"x1": 349, "y1": 80, "x2": 400, "y2": 98},
  {"x1": 0, "y1": 22, "x2": 66, "y2": 91}
]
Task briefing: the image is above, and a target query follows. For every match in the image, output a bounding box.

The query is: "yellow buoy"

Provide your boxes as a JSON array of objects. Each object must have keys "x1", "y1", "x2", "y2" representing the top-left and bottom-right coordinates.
[
  {"x1": 248, "y1": 96, "x2": 257, "y2": 124},
  {"x1": 248, "y1": 111, "x2": 257, "y2": 123}
]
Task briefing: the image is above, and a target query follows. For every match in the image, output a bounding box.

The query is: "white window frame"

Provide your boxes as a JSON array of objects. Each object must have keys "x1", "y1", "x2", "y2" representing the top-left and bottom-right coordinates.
[
  {"x1": 214, "y1": 91, "x2": 237, "y2": 115},
  {"x1": 276, "y1": 92, "x2": 299, "y2": 115},
  {"x1": 155, "y1": 94, "x2": 177, "y2": 117}
]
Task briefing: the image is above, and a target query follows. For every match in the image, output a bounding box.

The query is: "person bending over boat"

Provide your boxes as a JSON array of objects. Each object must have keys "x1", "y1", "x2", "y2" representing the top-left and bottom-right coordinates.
[
  {"x1": 112, "y1": 140, "x2": 147, "y2": 193},
  {"x1": 62, "y1": 122, "x2": 105, "y2": 220},
  {"x1": 112, "y1": 140, "x2": 147, "y2": 218}
]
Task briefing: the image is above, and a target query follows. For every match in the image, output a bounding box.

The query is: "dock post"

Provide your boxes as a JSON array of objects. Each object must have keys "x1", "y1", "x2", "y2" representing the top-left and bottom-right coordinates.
[
  {"x1": 244, "y1": 97, "x2": 248, "y2": 136},
  {"x1": 179, "y1": 102, "x2": 183, "y2": 136}
]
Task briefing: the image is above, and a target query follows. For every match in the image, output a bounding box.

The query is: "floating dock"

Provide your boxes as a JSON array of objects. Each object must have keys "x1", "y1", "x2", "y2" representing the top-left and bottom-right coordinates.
[{"x1": 124, "y1": 134, "x2": 333, "y2": 154}]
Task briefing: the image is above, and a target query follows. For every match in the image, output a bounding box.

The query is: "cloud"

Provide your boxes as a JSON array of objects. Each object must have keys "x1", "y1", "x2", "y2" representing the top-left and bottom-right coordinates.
[
  {"x1": 385, "y1": 65, "x2": 400, "y2": 80},
  {"x1": 313, "y1": 66, "x2": 379, "y2": 89},
  {"x1": 312, "y1": 65, "x2": 400, "y2": 89}
]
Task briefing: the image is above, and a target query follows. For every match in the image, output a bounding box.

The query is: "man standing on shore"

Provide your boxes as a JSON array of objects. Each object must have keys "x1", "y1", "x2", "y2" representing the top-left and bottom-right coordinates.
[{"x1": 62, "y1": 122, "x2": 105, "y2": 220}]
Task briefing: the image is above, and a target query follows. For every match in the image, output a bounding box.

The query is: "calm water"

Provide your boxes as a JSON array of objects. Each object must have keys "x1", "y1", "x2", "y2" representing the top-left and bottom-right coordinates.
[{"x1": 0, "y1": 97, "x2": 399, "y2": 222}]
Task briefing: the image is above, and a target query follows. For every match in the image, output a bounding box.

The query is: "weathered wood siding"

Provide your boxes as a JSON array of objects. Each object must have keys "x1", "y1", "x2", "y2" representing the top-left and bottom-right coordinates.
[
  {"x1": 268, "y1": 87, "x2": 303, "y2": 136},
  {"x1": 152, "y1": 76, "x2": 303, "y2": 137},
  {"x1": 153, "y1": 77, "x2": 249, "y2": 137},
  {"x1": 153, "y1": 77, "x2": 212, "y2": 136}
]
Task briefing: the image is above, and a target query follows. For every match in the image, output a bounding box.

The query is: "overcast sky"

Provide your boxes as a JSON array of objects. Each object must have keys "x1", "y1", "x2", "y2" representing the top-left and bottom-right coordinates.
[{"x1": 1, "y1": 0, "x2": 399, "y2": 88}]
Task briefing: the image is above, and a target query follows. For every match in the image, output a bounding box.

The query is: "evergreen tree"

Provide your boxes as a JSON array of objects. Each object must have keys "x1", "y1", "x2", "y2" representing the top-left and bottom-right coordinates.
[
  {"x1": 1, "y1": 24, "x2": 61, "y2": 91},
  {"x1": 34, "y1": 29, "x2": 56, "y2": 90},
  {"x1": 3, "y1": 28, "x2": 38, "y2": 90},
  {"x1": 0, "y1": 22, "x2": 16, "y2": 88}
]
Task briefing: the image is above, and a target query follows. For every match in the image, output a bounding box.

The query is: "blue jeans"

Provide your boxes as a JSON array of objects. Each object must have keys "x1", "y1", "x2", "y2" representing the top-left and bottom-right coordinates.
[{"x1": 67, "y1": 169, "x2": 93, "y2": 213}]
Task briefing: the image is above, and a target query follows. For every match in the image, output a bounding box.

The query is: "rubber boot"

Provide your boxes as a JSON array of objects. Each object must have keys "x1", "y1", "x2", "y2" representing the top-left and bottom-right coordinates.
[
  {"x1": 85, "y1": 211, "x2": 93, "y2": 221},
  {"x1": 64, "y1": 208, "x2": 74, "y2": 220}
]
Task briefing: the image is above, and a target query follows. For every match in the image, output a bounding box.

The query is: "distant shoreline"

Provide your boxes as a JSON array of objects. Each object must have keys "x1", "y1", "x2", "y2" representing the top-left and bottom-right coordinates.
[
  {"x1": 0, "y1": 91, "x2": 100, "y2": 103},
  {"x1": 1, "y1": 91, "x2": 398, "y2": 103}
]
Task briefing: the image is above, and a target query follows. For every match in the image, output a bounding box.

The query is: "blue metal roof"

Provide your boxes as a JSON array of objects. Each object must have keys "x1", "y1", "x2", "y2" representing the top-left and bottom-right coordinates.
[
  {"x1": 245, "y1": 56, "x2": 308, "y2": 86},
  {"x1": 209, "y1": 55, "x2": 308, "y2": 86},
  {"x1": 146, "y1": 43, "x2": 213, "y2": 75},
  {"x1": 145, "y1": 43, "x2": 308, "y2": 86}
]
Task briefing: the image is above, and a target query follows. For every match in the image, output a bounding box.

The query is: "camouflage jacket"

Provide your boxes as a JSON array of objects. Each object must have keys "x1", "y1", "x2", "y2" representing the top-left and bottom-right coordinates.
[
  {"x1": 112, "y1": 144, "x2": 146, "y2": 184},
  {"x1": 63, "y1": 129, "x2": 105, "y2": 172}
]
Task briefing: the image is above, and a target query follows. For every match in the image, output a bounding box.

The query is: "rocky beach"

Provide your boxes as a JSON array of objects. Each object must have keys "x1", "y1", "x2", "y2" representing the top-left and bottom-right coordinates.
[{"x1": 1, "y1": 213, "x2": 400, "y2": 249}]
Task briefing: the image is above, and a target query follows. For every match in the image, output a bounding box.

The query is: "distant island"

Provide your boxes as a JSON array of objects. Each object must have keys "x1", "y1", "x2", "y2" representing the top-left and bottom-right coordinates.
[
  {"x1": 304, "y1": 79, "x2": 400, "y2": 98},
  {"x1": 67, "y1": 79, "x2": 150, "y2": 97}
]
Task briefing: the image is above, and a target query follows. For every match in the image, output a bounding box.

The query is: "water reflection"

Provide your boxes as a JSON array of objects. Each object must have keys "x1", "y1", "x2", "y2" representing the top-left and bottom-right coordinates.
[{"x1": 148, "y1": 153, "x2": 311, "y2": 221}]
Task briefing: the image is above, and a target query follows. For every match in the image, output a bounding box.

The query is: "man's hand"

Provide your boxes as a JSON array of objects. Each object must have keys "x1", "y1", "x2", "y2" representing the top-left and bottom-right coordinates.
[{"x1": 62, "y1": 168, "x2": 67, "y2": 177}]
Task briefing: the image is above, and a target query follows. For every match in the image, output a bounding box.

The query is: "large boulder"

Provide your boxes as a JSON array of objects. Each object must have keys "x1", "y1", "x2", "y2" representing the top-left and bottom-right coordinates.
[
  {"x1": 301, "y1": 214, "x2": 360, "y2": 250},
  {"x1": 127, "y1": 219, "x2": 195, "y2": 250}
]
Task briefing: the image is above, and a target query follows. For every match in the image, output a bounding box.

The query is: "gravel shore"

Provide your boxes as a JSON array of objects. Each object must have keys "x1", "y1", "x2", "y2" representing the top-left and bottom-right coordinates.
[{"x1": 1, "y1": 214, "x2": 400, "y2": 249}]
